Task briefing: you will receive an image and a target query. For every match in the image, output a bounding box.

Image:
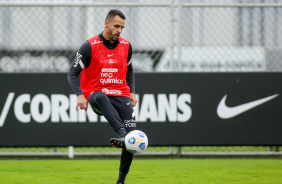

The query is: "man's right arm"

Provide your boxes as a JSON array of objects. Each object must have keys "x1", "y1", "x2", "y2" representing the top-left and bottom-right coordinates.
[
  {"x1": 67, "y1": 41, "x2": 92, "y2": 110},
  {"x1": 67, "y1": 41, "x2": 92, "y2": 96}
]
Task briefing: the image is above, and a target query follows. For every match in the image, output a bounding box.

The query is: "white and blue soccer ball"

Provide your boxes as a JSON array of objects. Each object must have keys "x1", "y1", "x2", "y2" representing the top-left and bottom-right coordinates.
[{"x1": 125, "y1": 130, "x2": 148, "y2": 154}]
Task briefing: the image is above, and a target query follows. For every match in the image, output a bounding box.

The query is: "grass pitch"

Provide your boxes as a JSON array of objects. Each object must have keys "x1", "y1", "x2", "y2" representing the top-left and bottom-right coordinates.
[{"x1": 0, "y1": 159, "x2": 282, "y2": 184}]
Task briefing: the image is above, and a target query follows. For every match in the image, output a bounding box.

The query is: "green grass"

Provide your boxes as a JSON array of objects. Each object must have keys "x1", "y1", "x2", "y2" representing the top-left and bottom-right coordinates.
[
  {"x1": 0, "y1": 146, "x2": 276, "y2": 153},
  {"x1": 0, "y1": 159, "x2": 282, "y2": 184}
]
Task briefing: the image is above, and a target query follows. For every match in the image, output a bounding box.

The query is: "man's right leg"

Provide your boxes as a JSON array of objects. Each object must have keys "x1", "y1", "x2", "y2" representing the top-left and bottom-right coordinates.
[{"x1": 88, "y1": 91, "x2": 127, "y2": 138}]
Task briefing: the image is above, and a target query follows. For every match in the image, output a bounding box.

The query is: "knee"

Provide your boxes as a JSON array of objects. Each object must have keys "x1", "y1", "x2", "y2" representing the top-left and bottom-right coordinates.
[{"x1": 95, "y1": 91, "x2": 108, "y2": 104}]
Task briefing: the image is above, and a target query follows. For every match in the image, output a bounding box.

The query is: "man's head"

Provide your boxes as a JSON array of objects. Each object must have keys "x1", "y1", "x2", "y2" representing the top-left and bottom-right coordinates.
[{"x1": 103, "y1": 9, "x2": 126, "y2": 43}]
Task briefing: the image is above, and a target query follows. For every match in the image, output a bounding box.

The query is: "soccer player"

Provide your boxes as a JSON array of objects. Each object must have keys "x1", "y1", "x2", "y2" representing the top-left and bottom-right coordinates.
[{"x1": 67, "y1": 9, "x2": 137, "y2": 184}]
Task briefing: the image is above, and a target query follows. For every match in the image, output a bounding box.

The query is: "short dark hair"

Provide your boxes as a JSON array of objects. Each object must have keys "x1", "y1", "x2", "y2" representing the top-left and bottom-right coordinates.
[{"x1": 105, "y1": 9, "x2": 126, "y2": 21}]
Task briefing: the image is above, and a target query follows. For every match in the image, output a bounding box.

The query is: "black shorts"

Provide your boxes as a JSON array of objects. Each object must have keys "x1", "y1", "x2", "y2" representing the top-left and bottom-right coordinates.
[{"x1": 88, "y1": 91, "x2": 136, "y2": 133}]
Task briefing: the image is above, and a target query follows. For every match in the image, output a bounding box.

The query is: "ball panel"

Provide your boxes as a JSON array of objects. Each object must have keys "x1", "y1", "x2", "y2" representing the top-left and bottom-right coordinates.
[
  {"x1": 127, "y1": 136, "x2": 136, "y2": 145},
  {"x1": 139, "y1": 142, "x2": 146, "y2": 150}
]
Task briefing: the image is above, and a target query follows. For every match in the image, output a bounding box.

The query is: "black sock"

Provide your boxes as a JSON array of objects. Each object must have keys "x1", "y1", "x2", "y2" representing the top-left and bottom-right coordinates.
[
  {"x1": 116, "y1": 128, "x2": 126, "y2": 137},
  {"x1": 116, "y1": 171, "x2": 127, "y2": 184}
]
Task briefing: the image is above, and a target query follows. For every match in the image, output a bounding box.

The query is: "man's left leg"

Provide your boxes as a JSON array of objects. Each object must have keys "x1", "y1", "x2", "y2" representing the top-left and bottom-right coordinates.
[
  {"x1": 88, "y1": 91, "x2": 127, "y2": 140},
  {"x1": 116, "y1": 148, "x2": 134, "y2": 184}
]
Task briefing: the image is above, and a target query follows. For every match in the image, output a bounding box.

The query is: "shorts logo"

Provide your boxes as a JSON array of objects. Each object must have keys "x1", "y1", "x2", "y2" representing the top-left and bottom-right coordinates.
[{"x1": 124, "y1": 119, "x2": 136, "y2": 128}]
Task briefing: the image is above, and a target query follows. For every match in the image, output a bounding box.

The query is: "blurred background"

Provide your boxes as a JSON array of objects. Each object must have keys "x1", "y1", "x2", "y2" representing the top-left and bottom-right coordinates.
[
  {"x1": 0, "y1": 0, "x2": 282, "y2": 158},
  {"x1": 0, "y1": 0, "x2": 281, "y2": 73}
]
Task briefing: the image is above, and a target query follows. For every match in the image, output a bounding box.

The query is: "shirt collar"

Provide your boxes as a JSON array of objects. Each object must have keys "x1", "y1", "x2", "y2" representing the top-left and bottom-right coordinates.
[{"x1": 99, "y1": 32, "x2": 119, "y2": 49}]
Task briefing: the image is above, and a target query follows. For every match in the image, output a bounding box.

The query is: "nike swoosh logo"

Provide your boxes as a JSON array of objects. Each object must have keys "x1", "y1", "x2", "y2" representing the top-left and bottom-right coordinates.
[
  {"x1": 217, "y1": 94, "x2": 279, "y2": 119},
  {"x1": 108, "y1": 54, "x2": 114, "y2": 57}
]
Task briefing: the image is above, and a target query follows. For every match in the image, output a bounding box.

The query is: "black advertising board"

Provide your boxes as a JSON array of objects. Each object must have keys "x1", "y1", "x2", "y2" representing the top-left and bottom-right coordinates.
[{"x1": 0, "y1": 73, "x2": 281, "y2": 146}]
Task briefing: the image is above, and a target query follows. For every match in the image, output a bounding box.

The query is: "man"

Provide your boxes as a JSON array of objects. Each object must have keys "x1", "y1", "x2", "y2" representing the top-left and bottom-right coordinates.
[{"x1": 67, "y1": 9, "x2": 137, "y2": 184}]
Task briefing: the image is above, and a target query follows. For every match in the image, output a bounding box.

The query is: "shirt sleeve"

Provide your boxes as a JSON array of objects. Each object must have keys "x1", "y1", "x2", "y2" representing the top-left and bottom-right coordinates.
[
  {"x1": 67, "y1": 41, "x2": 92, "y2": 96},
  {"x1": 126, "y1": 43, "x2": 135, "y2": 93}
]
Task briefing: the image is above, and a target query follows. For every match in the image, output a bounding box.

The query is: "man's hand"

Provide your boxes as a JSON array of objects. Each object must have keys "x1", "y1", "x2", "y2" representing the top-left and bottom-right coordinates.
[
  {"x1": 130, "y1": 92, "x2": 138, "y2": 107},
  {"x1": 76, "y1": 94, "x2": 88, "y2": 111}
]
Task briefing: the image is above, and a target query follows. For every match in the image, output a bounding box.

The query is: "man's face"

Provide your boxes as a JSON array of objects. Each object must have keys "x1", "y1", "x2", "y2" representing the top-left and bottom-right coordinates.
[{"x1": 105, "y1": 15, "x2": 125, "y2": 43}]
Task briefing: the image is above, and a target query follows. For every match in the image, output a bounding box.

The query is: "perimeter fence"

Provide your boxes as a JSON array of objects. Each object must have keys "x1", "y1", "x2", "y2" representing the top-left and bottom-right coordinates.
[
  {"x1": 0, "y1": 0, "x2": 282, "y2": 72},
  {"x1": 0, "y1": 0, "x2": 282, "y2": 157}
]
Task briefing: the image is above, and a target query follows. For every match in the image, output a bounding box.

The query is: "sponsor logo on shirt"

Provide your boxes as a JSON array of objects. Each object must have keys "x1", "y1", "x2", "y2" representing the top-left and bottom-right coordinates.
[
  {"x1": 101, "y1": 68, "x2": 118, "y2": 73},
  {"x1": 100, "y1": 78, "x2": 123, "y2": 85},
  {"x1": 108, "y1": 59, "x2": 115, "y2": 63},
  {"x1": 91, "y1": 40, "x2": 100, "y2": 45},
  {"x1": 100, "y1": 68, "x2": 122, "y2": 85},
  {"x1": 120, "y1": 40, "x2": 128, "y2": 44},
  {"x1": 102, "y1": 88, "x2": 122, "y2": 95}
]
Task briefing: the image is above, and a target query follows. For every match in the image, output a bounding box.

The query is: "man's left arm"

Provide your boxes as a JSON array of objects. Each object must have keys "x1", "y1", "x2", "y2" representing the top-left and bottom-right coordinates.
[{"x1": 126, "y1": 43, "x2": 138, "y2": 107}]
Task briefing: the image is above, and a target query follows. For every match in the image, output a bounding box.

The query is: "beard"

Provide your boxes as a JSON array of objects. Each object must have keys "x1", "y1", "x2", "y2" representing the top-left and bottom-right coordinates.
[{"x1": 107, "y1": 29, "x2": 118, "y2": 42}]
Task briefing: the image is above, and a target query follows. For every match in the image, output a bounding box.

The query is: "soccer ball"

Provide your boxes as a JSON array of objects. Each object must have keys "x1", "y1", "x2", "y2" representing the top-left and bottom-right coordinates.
[{"x1": 125, "y1": 130, "x2": 148, "y2": 154}]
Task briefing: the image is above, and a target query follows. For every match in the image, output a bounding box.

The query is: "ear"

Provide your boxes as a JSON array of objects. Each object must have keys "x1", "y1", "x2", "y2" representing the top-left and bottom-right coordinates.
[{"x1": 105, "y1": 20, "x2": 109, "y2": 28}]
